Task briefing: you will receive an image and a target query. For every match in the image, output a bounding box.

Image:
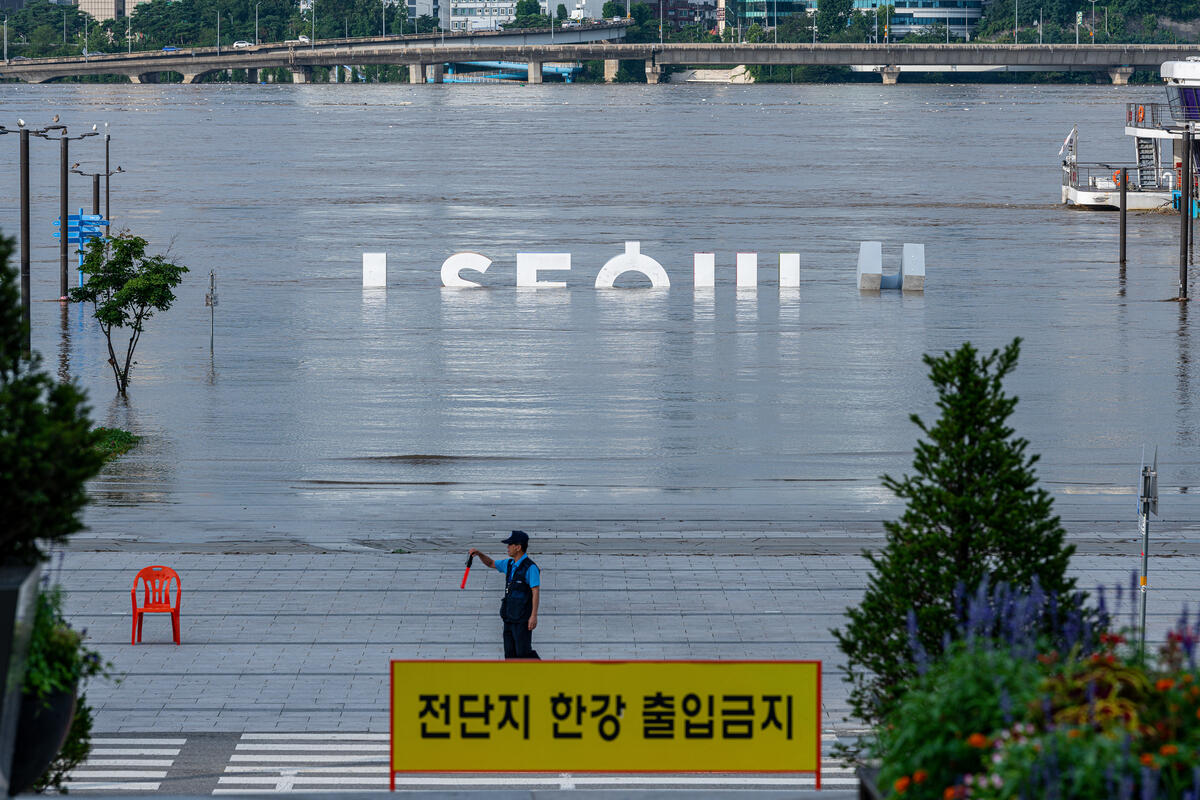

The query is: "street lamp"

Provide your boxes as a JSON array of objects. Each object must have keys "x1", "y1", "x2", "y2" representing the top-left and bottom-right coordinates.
[
  {"x1": 255, "y1": 2, "x2": 261, "y2": 44},
  {"x1": 70, "y1": 165, "x2": 123, "y2": 217},
  {"x1": 51, "y1": 125, "x2": 99, "y2": 301},
  {"x1": 0, "y1": 119, "x2": 68, "y2": 354},
  {"x1": 1089, "y1": 0, "x2": 1096, "y2": 40}
]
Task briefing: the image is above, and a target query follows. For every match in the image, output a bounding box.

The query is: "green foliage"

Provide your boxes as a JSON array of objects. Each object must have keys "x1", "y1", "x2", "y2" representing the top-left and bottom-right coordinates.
[
  {"x1": 23, "y1": 587, "x2": 114, "y2": 794},
  {"x1": 0, "y1": 233, "x2": 104, "y2": 566},
  {"x1": 814, "y1": 0, "x2": 851, "y2": 38},
  {"x1": 556, "y1": 3, "x2": 567, "y2": 19},
  {"x1": 974, "y1": 0, "x2": 1197, "y2": 44},
  {"x1": 833, "y1": 339, "x2": 1079, "y2": 725},
  {"x1": 33, "y1": 695, "x2": 95, "y2": 794},
  {"x1": 68, "y1": 235, "x2": 188, "y2": 396},
  {"x1": 91, "y1": 426, "x2": 141, "y2": 461},
  {"x1": 872, "y1": 644, "x2": 1046, "y2": 800},
  {"x1": 601, "y1": 0, "x2": 624, "y2": 18},
  {"x1": 22, "y1": 587, "x2": 114, "y2": 704}
]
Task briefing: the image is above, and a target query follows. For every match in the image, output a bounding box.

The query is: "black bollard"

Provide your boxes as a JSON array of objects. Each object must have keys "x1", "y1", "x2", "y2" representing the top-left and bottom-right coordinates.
[
  {"x1": 1120, "y1": 167, "x2": 1127, "y2": 268},
  {"x1": 1181, "y1": 130, "x2": 1192, "y2": 300}
]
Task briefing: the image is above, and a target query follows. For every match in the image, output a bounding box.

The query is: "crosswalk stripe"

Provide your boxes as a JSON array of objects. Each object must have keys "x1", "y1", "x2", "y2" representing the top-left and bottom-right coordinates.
[
  {"x1": 240, "y1": 733, "x2": 389, "y2": 740},
  {"x1": 235, "y1": 743, "x2": 388, "y2": 751},
  {"x1": 88, "y1": 748, "x2": 180, "y2": 756},
  {"x1": 230, "y1": 755, "x2": 389, "y2": 763},
  {"x1": 68, "y1": 771, "x2": 169, "y2": 779},
  {"x1": 86, "y1": 739, "x2": 186, "y2": 746},
  {"x1": 83, "y1": 759, "x2": 175, "y2": 768},
  {"x1": 66, "y1": 783, "x2": 162, "y2": 791}
]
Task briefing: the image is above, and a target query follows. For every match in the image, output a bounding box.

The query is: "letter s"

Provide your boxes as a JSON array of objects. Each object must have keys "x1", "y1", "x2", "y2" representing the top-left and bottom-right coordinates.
[{"x1": 441, "y1": 252, "x2": 492, "y2": 288}]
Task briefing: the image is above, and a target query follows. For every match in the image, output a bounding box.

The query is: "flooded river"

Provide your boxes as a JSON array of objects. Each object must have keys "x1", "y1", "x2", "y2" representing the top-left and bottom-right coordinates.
[{"x1": 0, "y1": 81, "x2": 1196, "y2": 549}]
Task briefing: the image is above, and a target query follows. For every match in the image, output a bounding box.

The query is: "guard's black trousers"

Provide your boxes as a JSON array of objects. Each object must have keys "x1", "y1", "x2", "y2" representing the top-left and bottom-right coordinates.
[{"x1": 503, "y1": 621, "x2": 535, "y2": 659}]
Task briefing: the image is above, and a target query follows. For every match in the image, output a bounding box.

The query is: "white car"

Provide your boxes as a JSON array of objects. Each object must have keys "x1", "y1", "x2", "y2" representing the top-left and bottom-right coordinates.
[
  {"x1": 233, "y1": 40, "x2": 252, "y2": 47},
  {"x1": 297, "y1": 34, "x2": 310, "y2": 43}
]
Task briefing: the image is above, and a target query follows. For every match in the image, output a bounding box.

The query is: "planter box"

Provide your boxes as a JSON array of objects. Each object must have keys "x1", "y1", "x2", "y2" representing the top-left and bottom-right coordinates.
[
  {"x1": 0, "y1": 565, "x2": 41, "y2": 797},
  {"x1": 858, "y1": 765, "x2": 884, "y2": 800}
]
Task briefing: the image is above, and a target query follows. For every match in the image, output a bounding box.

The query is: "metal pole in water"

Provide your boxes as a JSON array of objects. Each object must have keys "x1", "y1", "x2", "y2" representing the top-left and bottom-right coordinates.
[
  {"x1": 59, "y1": 135, "x2": 68, "y2": 301},
  {"x1": 1137, "y1": 451, "x2": 1158, "y2": 664},
  {"x1": 1120, "y1": 167, "x2": 1127, "y2": 268},
  {"x1": 19, "y1": 127, "x2": 31, "y2": 357},
  {"x1": 1180, "y1": 128, "x2": 1191, "y2": 299}
]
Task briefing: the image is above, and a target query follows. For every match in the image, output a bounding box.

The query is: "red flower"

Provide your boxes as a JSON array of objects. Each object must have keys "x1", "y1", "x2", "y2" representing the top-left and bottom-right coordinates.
[
  {"x1": 914, "y1": 770, "x2": 929, "y2": 785},
  {"x1": 1141, "y1": 753, "x2": 1156, "y2": 767},
  {"x1": 1161, "y1": 744, "x2": 1179, "y2": 757},
  {"x1": 1156, "y1": 678, "x2": 1176, "y2": 692},
  {"x1": 967, "y1": 733, "x2": 989, "y2": 749},
  {"x1": 894, "y1": 775, "x2": 911, "y2": 794}
]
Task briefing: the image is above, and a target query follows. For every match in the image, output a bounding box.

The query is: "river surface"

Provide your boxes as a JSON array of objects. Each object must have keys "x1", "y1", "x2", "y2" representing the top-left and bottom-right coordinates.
[{"x1": 0, "y1": 81, "x2": 1196, "y2": 550}]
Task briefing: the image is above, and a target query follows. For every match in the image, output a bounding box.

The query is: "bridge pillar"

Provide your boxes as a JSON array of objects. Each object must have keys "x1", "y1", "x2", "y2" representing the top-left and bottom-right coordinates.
[
  {"x1": 409, "y1": 63, "x2": 424, "y2": 83},
  {"x1": 645, "y1": 61, "x2": 662, "y2": 84},
  {"x1": 429, "y1": 63, "x2": 444, "y2": 83},
  {"x1": 129, "y1": 73, "x2": 157, "y2": 84},
  {"x1": 603, "y1": 59, "x2": 619, "y2": 82},
  {"x1": 181, "y1": 73, "x2": 201, "y2": 84},
  {"x1": 880, "y1": 65, "x2": 901, "y2": 85},
  {"x1": 291, "y1": 66, "x2": 312, "y2": 83},
  {"x1": 1109, "y1": 66, "x2": 1134, "y2": 85},
  {"x1": 247, "y1": 67, "x2": 258, "y2": 84},
  {"x1": 527, "y1": 60, "x2": 543, "y2": 84}
]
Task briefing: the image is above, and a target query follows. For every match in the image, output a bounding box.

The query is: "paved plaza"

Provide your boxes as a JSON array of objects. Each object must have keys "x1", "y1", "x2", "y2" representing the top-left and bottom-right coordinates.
[{"x1": 48, "y1": 526, "x2": 1200, "y2": 795}]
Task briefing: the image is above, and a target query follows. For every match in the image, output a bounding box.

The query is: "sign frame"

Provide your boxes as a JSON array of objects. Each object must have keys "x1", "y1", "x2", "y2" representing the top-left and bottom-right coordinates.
[{"x1": 389, "y1": 659, "x2": 821, "y2": 789}]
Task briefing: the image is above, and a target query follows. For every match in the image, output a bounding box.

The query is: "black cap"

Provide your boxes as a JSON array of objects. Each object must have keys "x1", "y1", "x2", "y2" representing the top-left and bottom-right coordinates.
[{"x1": 502, "y1": 530, "x2": 529, "y2": 547}]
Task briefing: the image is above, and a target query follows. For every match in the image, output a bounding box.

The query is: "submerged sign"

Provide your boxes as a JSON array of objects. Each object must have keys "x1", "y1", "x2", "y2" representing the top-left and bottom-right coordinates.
[{"x1": 389, "y1": 660, "x2": 821, "y2": 782}]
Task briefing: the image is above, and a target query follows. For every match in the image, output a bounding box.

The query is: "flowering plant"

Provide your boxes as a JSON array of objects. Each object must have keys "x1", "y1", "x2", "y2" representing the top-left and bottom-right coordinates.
[{"x1": 867, "y1": 580, "x2": 1200, "y2": 800}]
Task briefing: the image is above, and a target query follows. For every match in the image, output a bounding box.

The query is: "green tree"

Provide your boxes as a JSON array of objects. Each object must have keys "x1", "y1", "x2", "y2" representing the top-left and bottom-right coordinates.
[
  {"x1": 814, "y1": 0, "x2": 851, "y2": 38},
  {"x1": 0, "y1": 233, "x2": 103, "y2": 566},
  {"x1": 832, "y1": 339, "x2": 1079, "y2": 726},
  {"x1": 556, "y1": 3, "x2": 567, "y2": 19},
  {"x1": 68, "y1": 235, "x2": 188, "y2": 397},
  {"x1": 601, "y1": 0, "x2": 624, "y2": 17}
]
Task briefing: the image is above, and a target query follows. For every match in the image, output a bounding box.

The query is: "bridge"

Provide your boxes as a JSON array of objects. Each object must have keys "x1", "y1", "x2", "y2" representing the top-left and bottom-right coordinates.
[{"x1": 3, "y1": 38, "x2": 1199, "y2": 85}]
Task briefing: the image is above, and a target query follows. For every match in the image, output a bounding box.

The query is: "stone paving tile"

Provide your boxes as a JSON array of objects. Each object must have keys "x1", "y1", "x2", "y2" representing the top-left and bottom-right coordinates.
[{"x1": 59, "y1": 550, "x2": 1200, "y2": 735}]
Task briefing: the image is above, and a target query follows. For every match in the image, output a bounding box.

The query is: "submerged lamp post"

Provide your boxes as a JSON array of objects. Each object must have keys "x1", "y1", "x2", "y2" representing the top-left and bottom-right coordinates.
[
  {"x1": 1136, "y1": 450, "x2": 1158, "y2": 663},
  {"x1": 53, "y1": 125, "x2": 100, "y2": 301},
  {"x1": 71, "y1": 163, "x2": 124, "y2": 216}
]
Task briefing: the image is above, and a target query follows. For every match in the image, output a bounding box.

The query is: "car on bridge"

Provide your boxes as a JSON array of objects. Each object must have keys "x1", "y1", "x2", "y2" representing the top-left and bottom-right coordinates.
[
  {"x1": 233, "y1": 40, "x2": 252, "y2": 47},
  {"x1": 162, "y1": 46, "x2": 180, "y2": 52}
]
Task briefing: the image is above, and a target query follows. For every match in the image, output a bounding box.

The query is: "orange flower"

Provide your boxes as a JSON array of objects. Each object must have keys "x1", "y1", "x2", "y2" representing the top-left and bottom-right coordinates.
[
  {"x1": 1156, "y1": 678, "x2": 1176, "y2": 692},
  {"x1": 1191, "y1": 686, "x2": 1200, "y2": 698},
  {"x1": 967, "y1": 733, "x2": 989, "y2": 749},
  {"x1": 1184, "y1": 673, "x2": 1195, "y2": 684},
  {"x1": 1141, "y1": 753, "x2": 1156, "y2": 767},
  {"x1": 1068, "y1": 728, "x2": 1082, "y2": 739},
  {"x1": 943, "y1": 787, "x2": 964, "y2": 800},
  {"x1": 1160, "y1": 744, "x2": 1179, "y2": 757},
  {"x1": 894, "y1": 775, "x2": 911, "y2": 794},
  {"x1": 914, "y1": 770, "x2": 929, "y2": 785}
]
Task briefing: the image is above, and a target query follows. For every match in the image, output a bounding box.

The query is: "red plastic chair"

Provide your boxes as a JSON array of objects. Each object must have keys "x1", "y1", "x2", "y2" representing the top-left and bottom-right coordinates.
[{"x1": 131, "y1": 565, "x2": 181, "y2": 645}]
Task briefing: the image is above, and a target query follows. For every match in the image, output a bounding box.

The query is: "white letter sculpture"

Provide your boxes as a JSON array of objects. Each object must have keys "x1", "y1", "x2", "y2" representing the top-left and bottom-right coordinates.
[
  {"x1": 517, "y1": 253, "x2": 571, "y2": 288},
  {"x1": 594, "y1": 242, "x2": 670, "y2": 289},
  {"x1": 693, "y1": 253, "x2": 715, "y2": 288},
  {"x1": 861, "y1": 242, "x2": 926, "y2": 292},
  {"x1": 363, "y1": 252, "x2": 386, "y2": 288},
  {"x1": 736, "y1": 253, "x2": 757, "y2": 288},
  {"x1": 441, "y1": 252, "x2": 493, "y2": 288},
  {"x1": 857, "y1": 242, "x2": 882, "y2": 291},
  {"x1": 780, "y1": 253, "x2": 800, "y2": 288}
]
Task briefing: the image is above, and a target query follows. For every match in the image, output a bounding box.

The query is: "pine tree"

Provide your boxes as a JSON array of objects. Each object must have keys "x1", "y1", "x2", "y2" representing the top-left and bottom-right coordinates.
[{"x1": 832, "y1": 338, "x2": 1077, "y2": 725}]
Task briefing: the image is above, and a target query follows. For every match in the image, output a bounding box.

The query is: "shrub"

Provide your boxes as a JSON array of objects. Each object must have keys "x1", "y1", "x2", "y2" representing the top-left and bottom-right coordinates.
[{"x1": 834, "y1": 339, "x2": 1082, "y2": 726}]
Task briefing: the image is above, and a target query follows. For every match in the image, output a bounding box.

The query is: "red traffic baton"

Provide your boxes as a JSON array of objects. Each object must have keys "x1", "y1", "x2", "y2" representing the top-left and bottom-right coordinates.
[{"x1": 460, "y1": 553, "x2": 474, "y2": 589}]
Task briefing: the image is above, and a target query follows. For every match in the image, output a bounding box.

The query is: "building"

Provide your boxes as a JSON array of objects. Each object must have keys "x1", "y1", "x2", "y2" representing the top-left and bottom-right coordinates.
[
  {"x1": 77, "y1": 0, "x2": 125, "y2": 22},
  {"x1": 448, "y1": 0, "x2": 545, "y2": 32},
  {"x1": 717, "y1": 0, "x2": 982, "y2": 39}
]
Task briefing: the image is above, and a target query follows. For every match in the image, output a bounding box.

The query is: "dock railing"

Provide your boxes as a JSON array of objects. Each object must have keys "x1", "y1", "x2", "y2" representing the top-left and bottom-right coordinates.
[
  {"x1": 1126, "y1": 102, "x2": 1169, "y2": 131},
  {"x1": 1064, "y1": 162, "x2": 1144, "y2": 192}
]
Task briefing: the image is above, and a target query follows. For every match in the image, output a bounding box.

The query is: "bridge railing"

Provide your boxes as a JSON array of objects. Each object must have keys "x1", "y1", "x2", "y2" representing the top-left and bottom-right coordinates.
[{"x1": 1126, "y1": 102, "x2": 1169, "y2": 131}]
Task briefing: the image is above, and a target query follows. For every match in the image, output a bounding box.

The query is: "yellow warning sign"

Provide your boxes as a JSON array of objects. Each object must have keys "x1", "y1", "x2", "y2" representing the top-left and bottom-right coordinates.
[{"x1": 390, "y1": 660, "x2": 820, "y2": 778}]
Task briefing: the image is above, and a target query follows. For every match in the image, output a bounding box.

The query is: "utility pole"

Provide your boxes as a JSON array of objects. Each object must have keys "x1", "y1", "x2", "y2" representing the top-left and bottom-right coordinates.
[
  {"x1": 4, "y1": 16, "x2": 8, "y2": 63},
  {"x1": 256, "y1": 2, "x2": 260, "y2": 44},
  {"x1": 1137, "y1": 449, "x2": 1158, "y2": 663}
]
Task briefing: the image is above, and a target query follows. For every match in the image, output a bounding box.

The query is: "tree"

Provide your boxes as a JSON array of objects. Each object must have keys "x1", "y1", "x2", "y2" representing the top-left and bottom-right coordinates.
[
  {"x1": 601, "y1": 0, "x2": 624, "y2": 17},
  {"x1": 814, "y1": 0, "x2": 851, "y2": 38},
  {"x1": 556, "y1": 3, "x2": 567, "y2": 19},
  {"x1": 0, "y1": 232, "x2": 104, "y2": 565},
  {"x1": 832, "y1": 339, "x2": 1080, "y2": 726},
  {"x1": 68, "y1": 235, "x2": 188, "y2": 397}
]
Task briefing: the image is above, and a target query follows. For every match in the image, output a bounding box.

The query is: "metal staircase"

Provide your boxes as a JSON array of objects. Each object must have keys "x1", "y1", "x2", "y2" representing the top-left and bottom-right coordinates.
[{"x1": 1135, "y1": 137, "x2": 1160, "y2": 188}]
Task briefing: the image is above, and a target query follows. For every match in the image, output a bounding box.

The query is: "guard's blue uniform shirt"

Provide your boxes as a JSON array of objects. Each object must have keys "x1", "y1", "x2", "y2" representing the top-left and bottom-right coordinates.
[{"x1": 495, "y1": 554, "x2": 540, "y2": 587}]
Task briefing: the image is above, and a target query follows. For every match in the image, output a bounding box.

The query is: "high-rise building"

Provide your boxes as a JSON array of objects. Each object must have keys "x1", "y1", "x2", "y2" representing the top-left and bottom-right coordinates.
[
  {"x1": 720, "y1": 0, "x2": 982, "y2": 39},
  {"x1": 77, "y1": 0, "x2": 124, "y2": 21}
]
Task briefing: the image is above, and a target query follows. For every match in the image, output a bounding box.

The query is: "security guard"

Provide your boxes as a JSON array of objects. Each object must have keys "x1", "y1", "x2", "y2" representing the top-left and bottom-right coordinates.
[{"x1": 468, "y1": 531, "x2": 540, "y2": 659}]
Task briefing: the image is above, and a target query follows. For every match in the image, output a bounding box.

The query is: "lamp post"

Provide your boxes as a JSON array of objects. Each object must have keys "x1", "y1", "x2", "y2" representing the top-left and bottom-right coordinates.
[
  {"x1": 256, "y1": 2, "x2": 261, "y2": 44},
  {"x1": 2, "y1": 119, "x2": 65, "y2": 354},
  {"x1": 127, "y1": 16, "x2": 131, "y2": 53},
  {"x1": 1089, "y1": 0, "x2": 1096, "y2": 40},
  {"x1": 53, "y1": 125, "x2": 99, "y2": 301},
  {"x1": 71, "y1": 164, "x2": 124, "y2": 217},
  {"x1": 217, "y1": 9, "x2": 220, "y2": 54}
]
